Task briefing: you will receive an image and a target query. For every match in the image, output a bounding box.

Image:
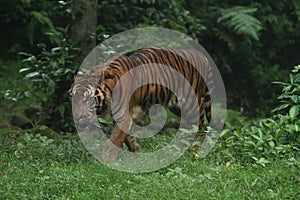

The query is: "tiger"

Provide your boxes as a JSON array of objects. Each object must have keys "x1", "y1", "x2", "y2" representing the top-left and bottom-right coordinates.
[{"x1": 69, "y1": 47, "x2": 213, "y2": 161}]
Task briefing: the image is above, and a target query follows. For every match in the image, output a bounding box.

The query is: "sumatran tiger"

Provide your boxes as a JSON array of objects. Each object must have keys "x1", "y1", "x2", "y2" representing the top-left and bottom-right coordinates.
[{"x1": 69, "y1": 47, "x2": 213, "y2": 161}]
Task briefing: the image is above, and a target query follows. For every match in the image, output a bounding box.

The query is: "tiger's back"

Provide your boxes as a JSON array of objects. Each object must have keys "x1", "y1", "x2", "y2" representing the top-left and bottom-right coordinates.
[{"x1": 116, "y1": 47, "x2": 211, "y2": 128}]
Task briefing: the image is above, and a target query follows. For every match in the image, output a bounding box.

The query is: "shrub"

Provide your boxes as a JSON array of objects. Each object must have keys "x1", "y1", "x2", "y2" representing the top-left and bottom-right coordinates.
[
  {"x1": 273, "y1": 64, "x2": 300, "y2": 144},
  {"x1": 214, "y1": 65, "x2": 300, "y2": 166},
  {"x1": 20, "y1": 29, "x2": 77, "y2": 132}
]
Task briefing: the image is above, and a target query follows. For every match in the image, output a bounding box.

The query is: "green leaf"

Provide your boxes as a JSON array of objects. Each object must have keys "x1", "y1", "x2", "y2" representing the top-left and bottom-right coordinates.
[
  {"x1": 25, "y1": 72, "x2": 40, "y2": 79},
  {"x1": 294, "y1": 124, "x2": 299, "y2": 132},
  {"x1": 291, "y1": 96, "x2": 298, "y2": 103},
  {"x1": 217, "y1": 6, "x2": 263, "y2": 40},
  {"x1": 219, "y1": 128, "x2": 230, "y2": 138},
  {"x1": 289, "y1": 105, "x2": 299, "y2": 118},
  {"x1": 19, "y1": 52, "x2": 32, "y2": 57},
  {"x1": 37, "y1": 43, "x2": 47, "y2": 49},
  {"x1": 19, "y1": 68, "x2": 31, "y2": 73},
  {"x1": 42, "y1": 74, "x2": 55, "y2": 94},
  {"x1": 271, "y1": 103, "x2": 289, "y2": 113},
  {"x1": 268, "y1": 141, "x2": 275, "y2": 147},
  {"x1": 57, "y1": 105, "x2": 65, "y2": 117},
  {"x1": 30, "y1": 11, "x2": 56, "y2": 32}
]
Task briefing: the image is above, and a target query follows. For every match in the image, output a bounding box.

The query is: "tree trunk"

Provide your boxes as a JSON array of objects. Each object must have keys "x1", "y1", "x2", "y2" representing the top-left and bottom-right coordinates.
[{"x1": 70, "y1": 0, "x2": 97, "y2": 68}]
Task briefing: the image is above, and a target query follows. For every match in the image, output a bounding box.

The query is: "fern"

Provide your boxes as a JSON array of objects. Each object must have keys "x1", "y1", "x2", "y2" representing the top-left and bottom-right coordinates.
[{"x1": 217, "y1": 6, "x2": 263, "y2": 40}]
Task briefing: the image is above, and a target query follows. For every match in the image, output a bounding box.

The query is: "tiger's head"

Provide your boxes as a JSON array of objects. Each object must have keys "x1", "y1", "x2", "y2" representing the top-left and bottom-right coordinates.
[
  {"x1": 69, "y1": 55, "x2": 131, "y2": 124},
  {"x1": 69, "y1": 68, "x2": 112, "y2": 123}
]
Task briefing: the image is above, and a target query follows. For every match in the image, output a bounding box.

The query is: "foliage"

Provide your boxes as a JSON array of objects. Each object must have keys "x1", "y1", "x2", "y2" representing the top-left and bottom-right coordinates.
[
  {"x1": 0, "y1": 0, "x2": 68, "y2": 56},
  {"x1": 19, "y1": 29, "x2": 77, "y2": 131},
  {"x1": 216, "y1": 118, "x2": 297, "y2": 167},
  {"x1": 0, "y1": 60, "x2": 35, "y2": 121},
  {"x1": 273, "y1": 65, "x2": 300, "y2": 113},
  {"x1": 214, "y1": 65, "x2": 300, "y2": 166},
  {"x1": 186, "y1": 0, "x2": 300, "y2": 114},
  {"x1": 272, "y1": 64, "x2": 300, "y2": 143},
  {"x1": 97, "y1": 114, "x2": 114, "y2": 135},
  {"x1": 1, "y1": 130, "x2": 90, "y2": 164},
  {"x1": 20, "y1": 30, "x2": 72, "y2": 97},
  {"x1": 217, "y1": 6, "x2": 263, "y2": 46},
  {"x1": 97, "y1": 0, "x2": 205, "y2": 40}
]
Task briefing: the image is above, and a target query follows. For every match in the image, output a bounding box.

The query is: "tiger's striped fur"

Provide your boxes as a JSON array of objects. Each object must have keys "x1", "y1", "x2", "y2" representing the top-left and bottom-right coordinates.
[{"x1": 69, "y1": 47, "x2": 213, "y2": 161}]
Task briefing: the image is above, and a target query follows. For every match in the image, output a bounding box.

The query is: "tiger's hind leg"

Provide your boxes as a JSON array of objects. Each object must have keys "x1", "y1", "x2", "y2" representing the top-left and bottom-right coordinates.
[
  {"x1": 195, "y1": 97, "x2": 206, "y2": 143},
  {"x1": 199, "y1": 97, "x2": 206, "y2": 131}
]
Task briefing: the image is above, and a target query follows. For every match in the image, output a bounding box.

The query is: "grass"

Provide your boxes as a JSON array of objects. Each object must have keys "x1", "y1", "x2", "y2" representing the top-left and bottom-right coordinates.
[{"x1": 0, "y1": 129, "x2": 299, "y2": 199}]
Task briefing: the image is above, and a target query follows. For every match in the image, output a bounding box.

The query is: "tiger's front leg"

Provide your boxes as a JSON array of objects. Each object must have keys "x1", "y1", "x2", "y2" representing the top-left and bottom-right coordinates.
[
  {"x1": 102, "y1": 126, "x2": 128, "y2": 162},
  {"x1": 103, "y1": 106, "x2": 141, "y2": 161},
  {"x1": 103, "y1": 128, "x2": 141, "y2": 162},
  {"x1": 125, "y1": 135, "x2": 141, "y2": 152}
]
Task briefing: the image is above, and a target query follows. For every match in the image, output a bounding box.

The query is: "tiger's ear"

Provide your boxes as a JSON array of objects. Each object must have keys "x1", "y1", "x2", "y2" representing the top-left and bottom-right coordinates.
[
  {"x1": 75, "y1": 69, "x2": 84, "y2": 76},
  {"x1": 74, "y1": 69, "x2": 84, "y2": 79}
]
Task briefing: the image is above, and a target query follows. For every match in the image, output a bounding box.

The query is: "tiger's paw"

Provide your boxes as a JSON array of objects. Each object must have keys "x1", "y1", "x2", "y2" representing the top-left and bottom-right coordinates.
[
  {"x1": 125, "y1": 135, "x2": 141, "y2": 152},
  {"x1": 128, "y1": 142, "x2": 141, "y2": 152}
]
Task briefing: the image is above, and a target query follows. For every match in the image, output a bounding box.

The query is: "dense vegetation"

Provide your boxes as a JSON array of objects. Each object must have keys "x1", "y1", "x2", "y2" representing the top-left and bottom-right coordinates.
[{"x1": 0, "y1": 0, "x2": 299, "y2": 199}]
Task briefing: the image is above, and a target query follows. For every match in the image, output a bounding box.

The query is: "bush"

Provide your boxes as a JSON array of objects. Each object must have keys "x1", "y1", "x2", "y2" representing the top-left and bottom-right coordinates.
[
  {"x1": 214, "y1": 65, "x2": 300, "y2": 166},
  {"x1": 20, "y1": 29, "x2": 77, "y2": 132},
  {"x1": 273, "y1": 64, "x2": 300, "y2": 143}
]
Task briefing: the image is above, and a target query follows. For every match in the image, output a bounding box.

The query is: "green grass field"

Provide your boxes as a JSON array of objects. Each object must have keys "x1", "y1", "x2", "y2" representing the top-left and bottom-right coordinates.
[{"x1": 1, "y1": 129, "x2": 299, "y2": 200}]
